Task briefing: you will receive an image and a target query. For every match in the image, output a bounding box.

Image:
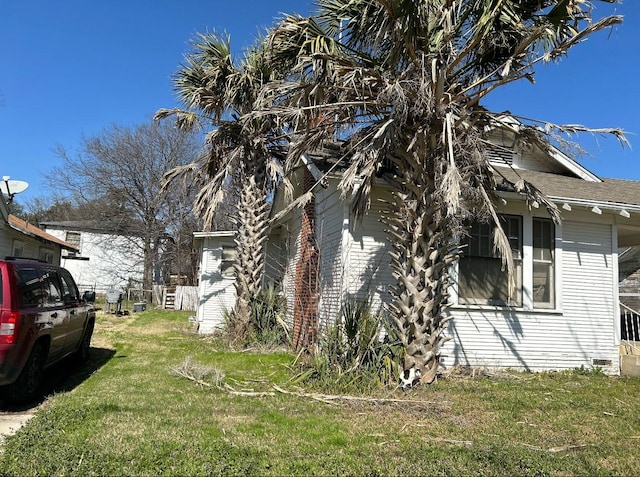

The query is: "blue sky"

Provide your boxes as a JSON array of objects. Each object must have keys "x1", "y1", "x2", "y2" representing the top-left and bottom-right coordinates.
[{"x1": 1, "y1": 1, "x2": 638, "y2": 204}]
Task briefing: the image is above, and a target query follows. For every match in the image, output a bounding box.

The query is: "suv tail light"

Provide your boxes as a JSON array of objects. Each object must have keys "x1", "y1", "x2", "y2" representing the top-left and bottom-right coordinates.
[{"x1": 0, "y1": 310, "x2": 19, "y2": 344}]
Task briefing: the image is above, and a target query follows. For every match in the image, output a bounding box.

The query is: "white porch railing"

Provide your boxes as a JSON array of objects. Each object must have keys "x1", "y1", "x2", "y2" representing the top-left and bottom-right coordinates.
[{"x1": 620, "y1": 303, "x2": 640, "y2": 354}]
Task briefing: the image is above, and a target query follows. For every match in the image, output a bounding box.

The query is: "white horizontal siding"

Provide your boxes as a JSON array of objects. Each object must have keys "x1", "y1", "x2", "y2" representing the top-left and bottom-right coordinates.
[
  {"x1": 0, "y1": 222, "x2": 19, "y2": 258},
  {"x1": 0, "y1": 223, "x2": 62, "y2": 265},
  {"x1": 0, "y1": 221, "x2": 10, "y2": 257},
  {"x1": 273, "y1": 175, "x2": 622, "y2": 374},
  {"x1": 46, "y1": 227, "x2": 143, "y2": 292},
  {"x1": 281, "y1": 210, "x2": 302, "y2": 329},
  {"x1": 486, "y1": 129, "x2": 564, "y2": 174},
  {"x1": 264, "y1": 228, "x2": 286, "y2": 285},
  {"x1": 279, "y1": 181, "x2": 395, "y2": 330},
  {"x1": 561, "y1": 220, "x2": 617, "y2": 371},
  {"x1": 346, "y1": 189, "x2": 393, "y2": 316},
  {"x1": 316, "y1": 184, "x2": 345, "y2": 330},
  {"x1": 442, "y1": 219, "x2": 619, "y2": 374},
  {"x1": 517, "y1": 147, "x2": 564, "y2": 174}
]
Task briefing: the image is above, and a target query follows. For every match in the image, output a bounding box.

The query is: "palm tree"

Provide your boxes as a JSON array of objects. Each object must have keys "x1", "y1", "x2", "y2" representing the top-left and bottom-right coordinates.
[
  {"x1": 263, "y1": 0, "x2": 626, "y2": 384},
  {"x1": 156, "y1": 32, "x2": 288, "y2": 340}
]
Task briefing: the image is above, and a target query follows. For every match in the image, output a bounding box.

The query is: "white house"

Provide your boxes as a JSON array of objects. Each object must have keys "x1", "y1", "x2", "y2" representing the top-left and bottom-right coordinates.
[
  {"x1": 41, "y1": 221, "x2": 144, "y2": 294},
  {"x1": 193, "y1": 231, "x2": 236, "y2": 333},
  {"x1": 264, "y1": 128, "x2": 640, "y2": 375}
]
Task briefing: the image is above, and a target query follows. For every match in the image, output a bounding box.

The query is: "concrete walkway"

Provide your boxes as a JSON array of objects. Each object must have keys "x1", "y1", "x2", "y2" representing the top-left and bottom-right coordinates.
[{"x1": 0, "y1": 411, "x2": 35, "y2": 444}]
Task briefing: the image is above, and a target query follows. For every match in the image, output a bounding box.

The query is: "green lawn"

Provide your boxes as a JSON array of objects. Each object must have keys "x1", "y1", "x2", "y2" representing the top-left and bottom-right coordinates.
[{"x1": 1, "y1": 309, "x2": 639, "y2": 476}]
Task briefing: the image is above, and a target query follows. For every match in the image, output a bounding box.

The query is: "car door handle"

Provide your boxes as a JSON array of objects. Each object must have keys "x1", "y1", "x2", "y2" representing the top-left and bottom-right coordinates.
[
  {"x1": 51, "y1": 312, "x2": 58, "y2": 318},
  {"x1": 70, "y1": 309, "x2": 76, "y2": 315}
]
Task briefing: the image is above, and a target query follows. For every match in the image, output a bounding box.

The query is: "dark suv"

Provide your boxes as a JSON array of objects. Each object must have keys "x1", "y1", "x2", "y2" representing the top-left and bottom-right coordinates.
[{"x1": 0, "y1": 258, "x2": 95, "y2": 403}]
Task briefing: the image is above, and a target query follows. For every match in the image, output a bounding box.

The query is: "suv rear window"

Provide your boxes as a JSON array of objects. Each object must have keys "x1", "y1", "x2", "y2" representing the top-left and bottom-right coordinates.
[{"x1": 16, "y1": 267, "x2": 45, "y2": 308}]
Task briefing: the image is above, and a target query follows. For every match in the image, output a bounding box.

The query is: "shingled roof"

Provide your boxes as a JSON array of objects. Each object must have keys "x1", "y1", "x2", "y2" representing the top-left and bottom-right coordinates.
[
  {"x1": 495, "y1": 166, "x2": 640, "y2": 209},
  {"x1": 7, "y1": 215, "x2": 79, "y2": 252}
]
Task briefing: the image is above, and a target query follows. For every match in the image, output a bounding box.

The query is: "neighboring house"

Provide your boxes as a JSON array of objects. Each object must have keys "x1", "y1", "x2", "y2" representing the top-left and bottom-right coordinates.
[
  {"x1": 41, "y1": 221, "x2": 144, "y2": 294},
  {"x1": 262, "y1": 125, "x2": 640, "y2": 375},
  {"x1": 193, "y1": 231, "x2": 236, "y2": 333},
  {"x1": 0, "y1": 199, "x2": 77, "y2": 263}
]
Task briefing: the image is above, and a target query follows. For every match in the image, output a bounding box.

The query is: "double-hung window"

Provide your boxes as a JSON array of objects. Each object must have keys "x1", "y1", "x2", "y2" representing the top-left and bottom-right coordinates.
[
  {"x1": 532, "y1": 218, "x2": 555, "y2": 308},
  {"x1": 458, "y1": 214, "x2": 556, "y2": 309},
  {"x1": 458, "y1": 215, "x2": 523, "y2": 306}
]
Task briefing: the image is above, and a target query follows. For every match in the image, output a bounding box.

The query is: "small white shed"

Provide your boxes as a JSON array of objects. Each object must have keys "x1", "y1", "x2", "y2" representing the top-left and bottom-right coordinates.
[{"x1": 194, "y1": 231, "x2": 236, "y2": 334}]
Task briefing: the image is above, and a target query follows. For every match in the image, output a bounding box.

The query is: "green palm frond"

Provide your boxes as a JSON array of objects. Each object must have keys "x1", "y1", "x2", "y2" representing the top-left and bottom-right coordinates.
[{"x1": 173, "y1": 32, "x2": 236, "y2": 117}]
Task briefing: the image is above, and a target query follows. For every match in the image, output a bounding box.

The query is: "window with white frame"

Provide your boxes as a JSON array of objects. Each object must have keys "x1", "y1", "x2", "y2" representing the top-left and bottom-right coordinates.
[
  {"x1": 458, "y1": 215, "x2": 523, "y2": 306},
  {"x1": 12, "y1": 240, "x2": 24, "y2": 257},
  {"x1": 532, "y1": 217, "x2": 555, "y2": 308},
  {"x1": 39, "y1": 248, "x2": 54, "y2": 264},
  {"x1": 458, "y1": 214, "x2": 557, "y2": 309}
]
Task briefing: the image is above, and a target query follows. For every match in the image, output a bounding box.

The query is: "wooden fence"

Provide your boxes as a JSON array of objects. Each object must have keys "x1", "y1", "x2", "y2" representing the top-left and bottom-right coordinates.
[{"x1": 156, "y1": 285, "x2": 198, "y2": 311}]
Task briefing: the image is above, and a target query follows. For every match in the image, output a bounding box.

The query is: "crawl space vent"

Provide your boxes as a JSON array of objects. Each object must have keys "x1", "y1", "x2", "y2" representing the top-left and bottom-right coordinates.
[{"x1": 592, "y1": 359, "x2": 612, "y2": 367}]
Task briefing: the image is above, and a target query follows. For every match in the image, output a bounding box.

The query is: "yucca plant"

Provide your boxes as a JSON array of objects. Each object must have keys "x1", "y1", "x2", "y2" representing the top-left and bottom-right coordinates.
[
  {"x1": 295, "y1": 296, "x2": 403, "y2": 388},
  {"x1": 249, "y1": 282, "x2": 289, "y2": 346}
]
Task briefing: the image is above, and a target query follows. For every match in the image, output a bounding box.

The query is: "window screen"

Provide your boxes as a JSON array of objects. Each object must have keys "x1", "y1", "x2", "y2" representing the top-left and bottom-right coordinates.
[{"x1": 458, "y1": 215, "x2": 523, "y2": 306}]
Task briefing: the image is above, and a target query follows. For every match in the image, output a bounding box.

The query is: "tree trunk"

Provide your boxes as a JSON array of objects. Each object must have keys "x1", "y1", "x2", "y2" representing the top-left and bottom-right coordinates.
[
  {"x1": 143, "y1": 235, "x2": 154, "y2": 303},
  {"x1": 232, "y1": 173, "x2": 269, "y2": 337},
  {"x1": 384, "y1": 147, "x2": 458, "y2": 387}
]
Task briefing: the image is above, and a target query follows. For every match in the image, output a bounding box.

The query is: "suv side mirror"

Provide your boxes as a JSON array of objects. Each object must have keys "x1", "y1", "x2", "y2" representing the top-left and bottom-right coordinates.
[{"x1": 82, "y1": 290, "x2": 96, "y2": 303}]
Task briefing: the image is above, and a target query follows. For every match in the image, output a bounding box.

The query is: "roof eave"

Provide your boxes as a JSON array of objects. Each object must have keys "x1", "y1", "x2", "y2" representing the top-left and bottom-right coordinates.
[
  {"x1": 7, "y1": 222, "x2": 79, "y2": 252},
  {"x1": 497, "y1": 190, "x2": 640, "y2": 217}
]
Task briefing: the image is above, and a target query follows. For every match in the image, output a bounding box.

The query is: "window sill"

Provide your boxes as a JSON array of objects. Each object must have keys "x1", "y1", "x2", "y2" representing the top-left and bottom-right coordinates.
[{"x1": 450, "y1": 303, "x2": 563, "y2": 315}]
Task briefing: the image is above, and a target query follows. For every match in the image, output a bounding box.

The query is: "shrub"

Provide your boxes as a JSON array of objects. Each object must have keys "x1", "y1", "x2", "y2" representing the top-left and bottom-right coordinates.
[
  {"x1": 221, "y1": 283, "x2": 289, "y2": 349},
  {"x1": 249, "y1": 283, "x2": 289, "y2": 346},
  {"x1": 293, "y1": 296, "x2": 404, "y2": 390}
]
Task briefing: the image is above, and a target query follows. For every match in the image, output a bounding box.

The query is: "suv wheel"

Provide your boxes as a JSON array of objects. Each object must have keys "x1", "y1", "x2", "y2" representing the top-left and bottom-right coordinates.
[{"x1": 5, "y1": 343, "x2": 46, "y2": 403}]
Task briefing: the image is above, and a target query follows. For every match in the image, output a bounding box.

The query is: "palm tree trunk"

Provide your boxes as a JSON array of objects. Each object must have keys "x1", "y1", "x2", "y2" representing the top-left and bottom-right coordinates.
[
  {"x1": 385, "y1": 147, "x2": 458, "y2": 386},
  {"x1": 232, "y1": 173, "x2": 269, "y2": 334}
]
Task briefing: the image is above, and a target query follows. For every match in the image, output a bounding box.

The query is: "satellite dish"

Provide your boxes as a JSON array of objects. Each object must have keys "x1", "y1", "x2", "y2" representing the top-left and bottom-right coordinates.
[{"x1": 0, "y1": 176, "x2": 29, "y2": 203}]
